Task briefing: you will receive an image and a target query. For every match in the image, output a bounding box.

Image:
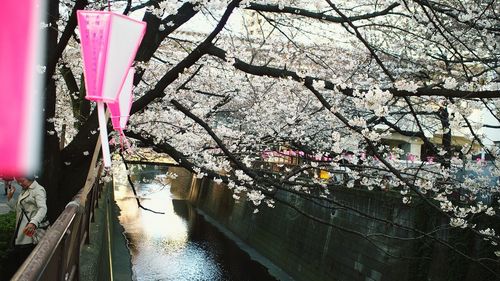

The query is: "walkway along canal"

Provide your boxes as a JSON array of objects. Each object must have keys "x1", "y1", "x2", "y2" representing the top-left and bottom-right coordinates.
[{"x1": 113, "y1": 163, "x2": 281, "y2": 281}]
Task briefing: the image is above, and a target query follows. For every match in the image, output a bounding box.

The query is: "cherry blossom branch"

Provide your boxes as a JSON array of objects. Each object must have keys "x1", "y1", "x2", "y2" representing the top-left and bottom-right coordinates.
[
  {"x1": 132, "y1": 92, "x2": 499, "y2": 270},
  {"x1": 448, "y1": 98, "x2": 497, "y2": 162},
  {"x1": 481, "y1": 99, "x2": 500, "y2": 124},
  {"x1": 170, "y1": 88, "x2": 479, "y2": 244},
  {"x1": 119, "y1": 152, "x2": 165, "y2": 214},
  {"x1": 171, "y1": 99, "x2": 258, "y2": 178},
  {"x1": 379, "y1": 117, "x2": 439, "y2": 157},
  {"x1": 424, "y1": 2, "x2": 500, "y2": 76},
  {"x1": 130, "y1": 109, "x2": 463, "y2": 256},
  {"x1": 136, "y1": 2, "x2": 200, "y2": 62},
  {"x1": 413, "y1": 0, "x2": 500, "y2": 32},
  {"x1": 46, "y1": 0, "x2": 88, "y2": 84},
  {"x1": 325, "y1": 0, "x2": 395, "y2": 82},
  {"x1": 205, "y1": 45, "x2": 500, "y2": 98},
  {"x1": 123, "y1": 0, "x2": 132, "y2": 15},
  {"x1": 132, "y1": 132, "x2": 445, "y2": 261},
  {"x1": 132, "y1": 0, "x2": 241, "y2": 114},
  {"x1": 245, "y1": 2, "x2": 400, "y2": 23},
  {"x1": 304, "y1": 83, "x2": 500, "y2": 273}
]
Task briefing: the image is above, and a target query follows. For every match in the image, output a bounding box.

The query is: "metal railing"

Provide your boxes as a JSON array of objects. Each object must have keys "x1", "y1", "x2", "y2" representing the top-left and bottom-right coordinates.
[{"x1": 11, "y1": 140, "x2": 105, "y2": 281}]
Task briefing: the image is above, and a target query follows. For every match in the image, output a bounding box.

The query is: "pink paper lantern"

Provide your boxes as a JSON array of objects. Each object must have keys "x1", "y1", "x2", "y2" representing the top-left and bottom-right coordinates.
[
  {"x1": 77, "y1": 11, "x2": 146, "y2": 103},
  {"x1": 77, "y1": 10, "x2": 146, "y2": 167},
  {"x1": 0, "y1": 0, "x2": 45, "y2": 176},
  {"x1": 107, "y1": 68, "x2": 134, "y2": 132}
]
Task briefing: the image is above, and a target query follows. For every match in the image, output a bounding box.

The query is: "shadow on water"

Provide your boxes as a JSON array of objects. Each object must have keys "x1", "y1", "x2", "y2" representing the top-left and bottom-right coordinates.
[{"x1": 114, "y1": 165, "x2": 277, "y2": 281}]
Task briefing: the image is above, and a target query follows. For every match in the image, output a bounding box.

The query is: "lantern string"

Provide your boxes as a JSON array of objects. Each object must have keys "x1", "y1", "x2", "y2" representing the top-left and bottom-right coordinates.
[
  {"x1": 119, "y1": 130, "x2": 124, "y2": 151},
  {"x1": 119, "y1": 130, "x2": 130, "y2": 152},
  {"x1": 107, "y1": 0, "x2": 111, "y2": 11}
]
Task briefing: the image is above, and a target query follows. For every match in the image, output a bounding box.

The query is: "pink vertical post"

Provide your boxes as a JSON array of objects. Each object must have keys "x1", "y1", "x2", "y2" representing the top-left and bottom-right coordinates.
[{"x1": 0, "y1": 0, "x2": 45, "y2": 176}]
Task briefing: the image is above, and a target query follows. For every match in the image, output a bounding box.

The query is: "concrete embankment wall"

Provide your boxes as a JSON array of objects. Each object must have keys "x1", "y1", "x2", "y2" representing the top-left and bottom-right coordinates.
[
  {"x1": 187, "y1": 177, "x2": 414, "y2": 281},
  {"x1": 185, "y1": 174, "x2": 496, "y2": 281}
]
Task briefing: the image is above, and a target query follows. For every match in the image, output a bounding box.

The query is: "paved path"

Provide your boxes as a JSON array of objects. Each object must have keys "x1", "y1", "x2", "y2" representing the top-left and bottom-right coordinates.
[{"x1": 0, "y1": 181, "x2": 20, "y2": 215}]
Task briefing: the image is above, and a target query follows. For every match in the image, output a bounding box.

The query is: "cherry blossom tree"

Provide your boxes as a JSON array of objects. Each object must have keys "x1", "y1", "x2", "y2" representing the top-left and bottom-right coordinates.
[{"x1": 42, "y1": 0, "x2": 499, "y2": 278}]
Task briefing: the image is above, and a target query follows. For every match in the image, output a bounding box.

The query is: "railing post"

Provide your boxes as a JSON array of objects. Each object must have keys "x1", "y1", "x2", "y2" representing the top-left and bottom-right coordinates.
[
  {"x1": 84, "y1": 188, "x2": 92, "y2": 245},
  {"x1": 58, "y1": 230, "x2": 71, "y2": 281},
  {"x1": 91, "y1": 181, "x2": 98, "y2": 219}
]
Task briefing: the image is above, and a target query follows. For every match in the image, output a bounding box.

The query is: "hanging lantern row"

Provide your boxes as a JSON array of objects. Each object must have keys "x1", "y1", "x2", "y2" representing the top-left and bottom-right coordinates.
[
  {"x1": 77, "y1": 10, "x2": 146, "y2": 167},
  {"x1": 262, "y1": 150, "x2": 438, "y2": 164}
]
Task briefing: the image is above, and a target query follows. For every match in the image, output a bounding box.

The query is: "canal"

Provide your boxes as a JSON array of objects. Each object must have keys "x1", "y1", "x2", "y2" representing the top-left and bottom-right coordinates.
[{"x1": 113, "y1": 164, "x2": 279, "y2": 281}]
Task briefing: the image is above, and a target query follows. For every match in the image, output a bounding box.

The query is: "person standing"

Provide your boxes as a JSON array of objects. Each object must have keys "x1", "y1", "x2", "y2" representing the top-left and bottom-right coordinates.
[{"x1": 1, "y1": 176, "x2": 49, "y2": 280}]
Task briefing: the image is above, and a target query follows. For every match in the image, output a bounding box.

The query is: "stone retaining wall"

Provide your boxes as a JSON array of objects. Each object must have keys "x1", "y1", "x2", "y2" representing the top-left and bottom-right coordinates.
[{"x1": 185, "y1": 174, "x2": 497, "y2": 281}]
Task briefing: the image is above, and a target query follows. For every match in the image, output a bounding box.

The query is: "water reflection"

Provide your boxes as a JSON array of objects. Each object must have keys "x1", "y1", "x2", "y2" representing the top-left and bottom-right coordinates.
[{"x1": 114, "y1": 164, "x2": 277, "y2": 281}]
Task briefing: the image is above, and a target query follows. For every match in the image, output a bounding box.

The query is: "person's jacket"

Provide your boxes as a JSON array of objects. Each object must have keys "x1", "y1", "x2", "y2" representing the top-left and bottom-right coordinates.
[{"x1": 7, "y1": 181, "x2": 48, "y2": 245}]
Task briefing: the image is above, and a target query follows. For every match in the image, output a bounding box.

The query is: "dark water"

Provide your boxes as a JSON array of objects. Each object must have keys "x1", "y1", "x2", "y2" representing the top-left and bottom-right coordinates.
[{"x1": 114, "y1": 165, "x2": 278, "y2": 281}]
